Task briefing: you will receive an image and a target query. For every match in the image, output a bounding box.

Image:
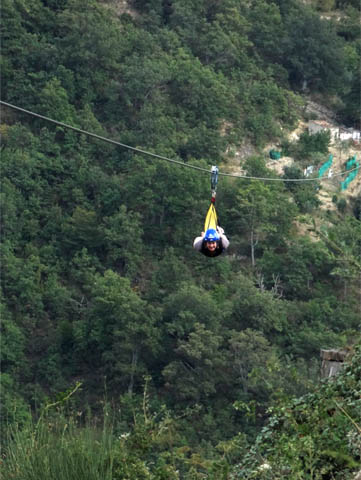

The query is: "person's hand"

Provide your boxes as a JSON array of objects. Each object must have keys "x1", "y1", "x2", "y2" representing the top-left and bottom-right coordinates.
[
  {"x1": 217, "y1": 226, "x2": 224, "y2": 235},
  {"x1": 201, "y1": 231, "x2": 205, "y2": 237}
]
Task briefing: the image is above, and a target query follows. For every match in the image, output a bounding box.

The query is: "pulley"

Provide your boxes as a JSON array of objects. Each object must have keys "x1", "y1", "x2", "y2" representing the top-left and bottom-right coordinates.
[{"x1": 211, "y1": 165, "x2": 219, "y2": 202}]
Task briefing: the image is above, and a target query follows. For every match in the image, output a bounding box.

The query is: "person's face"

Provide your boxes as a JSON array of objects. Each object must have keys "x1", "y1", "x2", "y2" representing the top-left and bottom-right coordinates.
[{"x1": 206, "y1": 241, "x2": 217, "y2": 252}]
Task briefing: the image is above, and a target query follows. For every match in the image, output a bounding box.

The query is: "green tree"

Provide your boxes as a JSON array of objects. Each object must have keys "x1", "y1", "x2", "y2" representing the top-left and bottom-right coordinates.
[
  {"x1": 228, "y1": 176, "x2": 295, "y2": 266},
  {"x1": 38, "y1": 78, "x2": 77, "y2": 123},
  {"x1": 243, "y1": 81, "x2": 296, "y2": 145},
  {"x1": 0, "y1": 294, "x2": 26, "y2": 377},
  {"x1": 1, "y1": 0, "x2": 59, "y2": 106},
  {"x1": 260, "y1": 237, "x2": 335, "y2": 300},
  {"x1": 162, "y1": 322, "x2": 225, "y2": 402},
  {"x1": 283, "y1": 166, "x2": 320, "y2": 213},
  {"x1": 119, "y1": 155, "x2": 207, "y2": 249},
  {"x1": 162, "y1": 283, "x2": 222, "y2": 340},
  {"x1": 282, "y1": 7, "x2": 347, "y2": 92},
  {"x1": 165, "y1": 50, "x2": 237, "y2": 157},
  {"x1": 235, "y1": 343, "x2": 361, "y2": 479},
  {"x1": 77, "y1": 270, "x2": 160, "y2": 394},
  {"x1": 103, "y1": 205, "x2": 144, "y2": 280},
  {"x1": 295, "y1": 130, "x2": 331, "y2": 159},
  {"x1": 56, "y1": 0, "x2": 121, "y2": 105},
  {"x1": 228, "y1": 328, "x2": 275, "y2": 397},
  {"x1": 316, "y1": 0, "x2": 336, "y2": 11},
  {"x1": 245, "y1": 0, "x2": 286, "y2": 71},
  {"x1": 193, "y1": 7, "x2": 251, "y2": 73},
  {"x1": 326, "y1": 216, "x2": 361, "y2": 298},
  {"x1": 338, "y1": 41, "x2": 361, "y2": 127},
  {"x1": 229, "y1": 275, "x2": 287, "y2": 335},
  {"x1": 63, "y1": 207, "x2": 104, "y2": 251},
  {"x1": 148, "y1": 248, "x2": 193, "y2": 301}
]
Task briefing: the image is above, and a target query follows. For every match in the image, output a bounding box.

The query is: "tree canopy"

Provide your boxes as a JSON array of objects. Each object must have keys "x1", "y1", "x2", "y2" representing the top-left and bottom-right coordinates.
[{"x1": 1, "y1": 0, "x2": 360, "y2": 477}]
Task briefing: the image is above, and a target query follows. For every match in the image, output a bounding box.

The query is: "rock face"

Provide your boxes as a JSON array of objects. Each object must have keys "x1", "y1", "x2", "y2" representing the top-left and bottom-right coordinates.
[
  {"x1": 305, "y1": 99, "x2": 337, "y2": 123},
  {"x1": 320, "y1": 349, "x2": 348, "y2": 378},
  {"x1": 100, "y1": 0, "x2": 139, "y2": 18}
]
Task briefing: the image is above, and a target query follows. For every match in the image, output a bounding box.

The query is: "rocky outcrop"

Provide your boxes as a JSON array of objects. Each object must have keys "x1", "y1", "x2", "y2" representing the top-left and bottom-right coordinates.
[{"x1": 320, "y1": 348, "x2": 348, "y2": 378}]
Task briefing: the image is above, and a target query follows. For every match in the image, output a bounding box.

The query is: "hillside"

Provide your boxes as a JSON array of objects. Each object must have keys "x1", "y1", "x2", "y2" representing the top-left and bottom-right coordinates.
[
  {"x1": 1, "y1": 0, "x2": 360, "y2": 479},
  {"x1": 264, "y1": 111, "x2": 361, "y2": 208}
]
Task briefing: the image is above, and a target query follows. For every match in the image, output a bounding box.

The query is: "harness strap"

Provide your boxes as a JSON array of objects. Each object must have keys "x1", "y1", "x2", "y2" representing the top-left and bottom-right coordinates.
[{"x1": 204, "y1": 202, "x2": 218, "y2": 232}]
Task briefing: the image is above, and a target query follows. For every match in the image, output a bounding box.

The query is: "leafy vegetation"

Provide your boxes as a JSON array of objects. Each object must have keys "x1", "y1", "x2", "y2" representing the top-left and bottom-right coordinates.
[
  {"x1": 235, "y1": 344, "x2": 361, "y2": 479},
  {"x1": 2, "y1": 348, "x2": 360, "y2": 479},
  {"x1": 1, "y1": 0, "x2": 360, "y2": 477}
]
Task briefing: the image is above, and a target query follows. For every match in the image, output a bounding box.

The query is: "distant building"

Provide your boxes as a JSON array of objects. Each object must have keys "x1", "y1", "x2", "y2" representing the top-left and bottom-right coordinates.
[
  {"x1": 339, "y1": 127, "x2": 361, "y2": 142},
  {"x1": 308, "y1": 120, "x2": 339, "y2": 143},
  {"x1": 308, "y1": 120, "x2": 360, "y2": 145}
]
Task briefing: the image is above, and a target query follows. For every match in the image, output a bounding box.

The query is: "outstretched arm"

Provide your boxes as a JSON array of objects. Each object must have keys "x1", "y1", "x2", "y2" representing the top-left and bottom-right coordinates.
[
  {"x1": 193, "y1": 232, "x2": 205, "y2": 251},
  {"x1": 217, "y1": 226, "x2": 230, "y2": 249}
]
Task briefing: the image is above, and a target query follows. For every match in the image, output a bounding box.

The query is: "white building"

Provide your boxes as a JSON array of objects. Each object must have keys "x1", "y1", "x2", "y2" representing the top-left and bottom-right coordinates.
[
  {"x1": 339, "y1": 127, "x2": 361, "y2": 142},
  {"x1": 308, "y1": 120, "x2": 360, "y2": 144}
]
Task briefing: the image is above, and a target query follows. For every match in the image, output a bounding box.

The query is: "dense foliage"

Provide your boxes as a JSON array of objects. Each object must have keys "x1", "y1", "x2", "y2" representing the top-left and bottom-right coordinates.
[
  {"x1": 235, "y1": 344, "x2": 361, "y2": 479},
  {"x1": 1, "y1": 0, "x2": 360, "y2": 477},
  {"x1": 2, "y1": 347, "x2": 360, "y2": 479}
]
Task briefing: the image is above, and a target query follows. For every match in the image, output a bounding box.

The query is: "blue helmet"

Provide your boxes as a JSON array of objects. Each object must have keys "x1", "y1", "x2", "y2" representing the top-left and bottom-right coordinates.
[{"x1": 204, "y1": 228, "x2": 219, "y2": 242}]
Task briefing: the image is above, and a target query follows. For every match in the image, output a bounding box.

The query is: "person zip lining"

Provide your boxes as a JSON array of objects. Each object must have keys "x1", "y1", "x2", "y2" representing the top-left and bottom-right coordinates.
[{"x1": 193, "y1": 166, "x2": 230, "y2": 257}]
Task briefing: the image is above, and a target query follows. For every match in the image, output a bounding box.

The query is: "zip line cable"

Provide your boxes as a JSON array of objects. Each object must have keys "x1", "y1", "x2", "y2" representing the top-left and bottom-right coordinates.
[
  {"x1": 0, "y1": 101, "x2": 208, "y2": 174},
  {"x1": 1, "y1": 100, "x2": 359, "y2": 182}
]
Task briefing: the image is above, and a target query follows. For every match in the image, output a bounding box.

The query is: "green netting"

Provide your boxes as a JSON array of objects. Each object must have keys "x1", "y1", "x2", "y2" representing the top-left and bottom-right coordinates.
[
  {"x1": 269, "y1": 149, "x2": 282, "y2": 160},
  {"x1": 345, "y1": 155, "x2": 357, "y2": 170},
  {"x1": 340, "y1": 162, "x2": 359, "y2": 190},
  {"x1": 318, "y1": 154, "x2": 333, "y2": 178}
]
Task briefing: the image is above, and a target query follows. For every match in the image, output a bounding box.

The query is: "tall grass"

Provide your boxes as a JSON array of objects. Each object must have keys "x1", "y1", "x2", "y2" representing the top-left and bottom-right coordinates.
[{"x1": 2, "y1": 411, "x2": 116, "y2": 480}]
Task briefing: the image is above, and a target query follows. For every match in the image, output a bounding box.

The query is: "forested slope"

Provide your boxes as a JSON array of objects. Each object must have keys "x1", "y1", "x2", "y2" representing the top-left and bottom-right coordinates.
[{"x1": 1, "y1": 0, "x2": 360, "y2": 478}]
